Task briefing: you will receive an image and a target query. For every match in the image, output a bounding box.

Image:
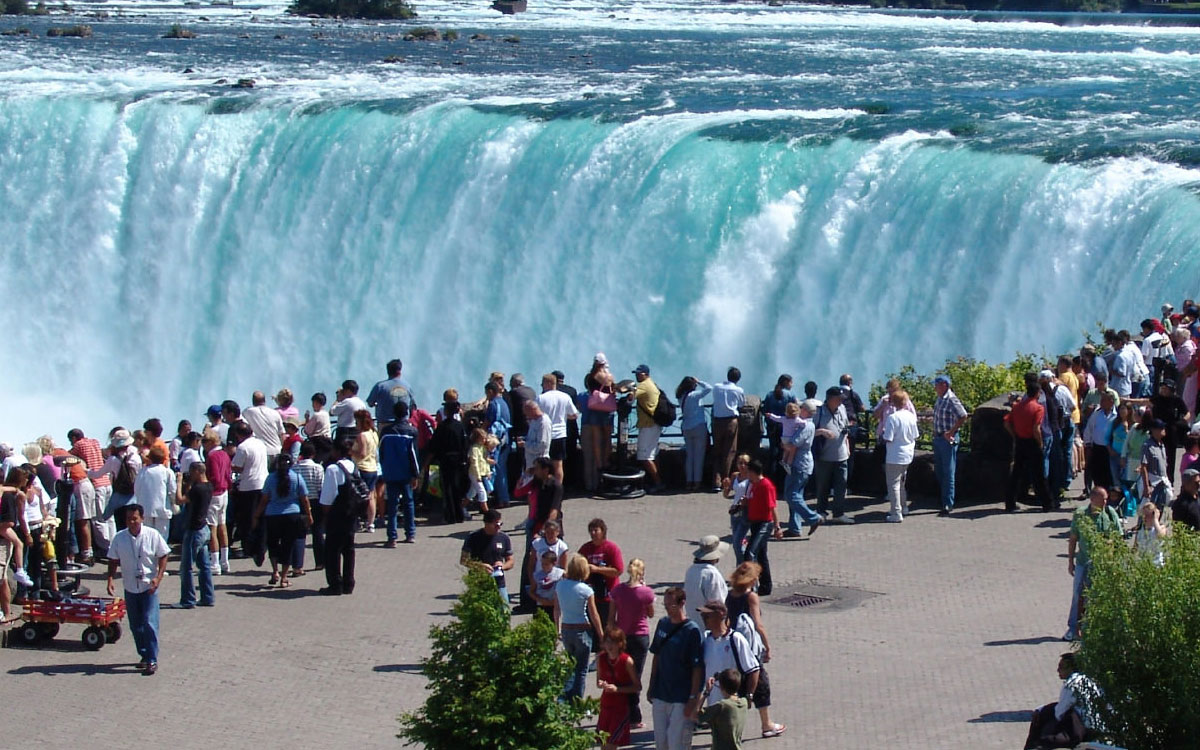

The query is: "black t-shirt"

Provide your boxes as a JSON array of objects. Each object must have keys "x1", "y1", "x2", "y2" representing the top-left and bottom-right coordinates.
[
  {"x1": 1150, "y1": 394, "x2": 1189, "y2": 428},
  {"x1": 532, "y1": 478, "x2": 564, "y2": 529},
  {"x1": 0, "y1": 490, "x2": 17, "y2": 525},
  {"x1": 462, "y1": 529, "x2": 512, "y2": 588},
  {"x1": 184, "y1": 484, "x2": 213, "y2": 531},
  {"x1": 1171, "y1": 492, "x2": 1200, "y2": 531}
]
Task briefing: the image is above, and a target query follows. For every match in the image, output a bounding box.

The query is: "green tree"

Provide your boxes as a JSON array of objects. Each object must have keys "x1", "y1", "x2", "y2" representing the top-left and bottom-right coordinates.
[
  {"x1": 1076, "y1": 524, "x2": 1200, "y2": 749},
  {"x1": 398, "y1": 567, "x2": 595, "y2": 750},
  {"x1": 286, "y1": 0, "x2": 415, "y2": 19}
]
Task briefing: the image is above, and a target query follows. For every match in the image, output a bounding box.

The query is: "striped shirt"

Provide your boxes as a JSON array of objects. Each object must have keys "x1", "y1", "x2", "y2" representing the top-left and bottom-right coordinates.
[
  {"x1": 294, "y1": 459, "x2": 324, "y2": 500},
  {"x1": 71, "y1": 438, "x2": 109, "y2": 487},
  {"x1": 932, "y1": 389, "x2": 968, "y2": 443}
]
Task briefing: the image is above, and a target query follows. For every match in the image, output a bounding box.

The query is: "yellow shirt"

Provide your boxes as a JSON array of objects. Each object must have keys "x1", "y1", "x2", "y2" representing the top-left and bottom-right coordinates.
[
  {"x1": 1059, "y1": 370, "x2": 1081, "y2": 425},
  {"x1": 355, "y1": 429, "x2": 379, "y2": 473},
  {"x1": 635, "y1": 377, "x2": 659, "y2": 428}
]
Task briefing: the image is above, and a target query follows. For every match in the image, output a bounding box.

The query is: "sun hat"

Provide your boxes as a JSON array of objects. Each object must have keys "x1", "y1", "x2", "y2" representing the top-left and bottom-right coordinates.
[
  {"x1": 694, "y1": 534, "x2": 731, "y2": 563},
  {"x1": 110, "y1": 429, "x2": 133, "y2": 448}
]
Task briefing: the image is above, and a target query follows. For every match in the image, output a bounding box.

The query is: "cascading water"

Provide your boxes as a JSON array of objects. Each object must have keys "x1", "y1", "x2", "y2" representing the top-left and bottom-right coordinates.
[
  {"x1": 4, "y1": 94, "x2": 1200, "y2": 439},
  {"x1": 7, "y1": 3, "x2": 1200, "y2": 439}
]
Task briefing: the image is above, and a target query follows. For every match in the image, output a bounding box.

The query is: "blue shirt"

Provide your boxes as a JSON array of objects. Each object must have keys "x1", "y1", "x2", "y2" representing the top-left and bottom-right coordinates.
[
  {"x1": 262, "y1": 470, "x2": 309, "y2": 516},
  {"x1": 711, "y1": 381, "x2": 745, "y2": 419},
  {"x1": 681, "y1": 381, "x2": 713, "y2": 431},
  {"x1": 554, "y1": 579, "x2": 594, "y2": 626},
  {"x1": 367, "y1": 377, "x2": 417, "y2": 424},
  {"x1": 761, "y1": 389, "x2": 797, "y2": 418},
  {"x1": 486, "y1": 396, "x2": 511, "y2": 440},
  {"x1": 788, "y1": 419, "x2": 816, "y2": 475},
  {"x1": 647, "y1": 617, "x2": 703, "y2": 704}
]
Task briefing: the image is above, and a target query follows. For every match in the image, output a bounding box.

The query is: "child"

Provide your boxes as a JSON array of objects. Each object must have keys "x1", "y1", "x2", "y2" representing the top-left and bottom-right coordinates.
[
  {"x1": 1, "y1": 469, "x2": 35, "y2": 588},
  {"x1": 765, "y1": 402, "x2": 802, "y2": 472},
  {"x1": 596, "y1": 627, "x2": 639, "y2": 750},
  {"x1": 721, "y1": 455, "x2": 752, "y2": 563},
  {"x1": 281, "y1": 419, "x2": 303, "y2": 461},
  {"x1": 528, "y1": 549, "x2": 564, "y2": 620},
  {"x1": 700, "y1": 668, "x2": 749, "y2": 750},
  {"x1": 1132, "y1": 499, "x2": 1169, "y2": 567},
  {"x1": 1181, "y1": 436, "x2": 1200, "y2": 476},
  {"x1": 466, "y1": 428, "x2": 495, "y2": 514},
  {"x1": 178, "y1": 432, "x2": 203, "y2": 477},
  {"x1": 304, "y1": 392, "x2": 331, "y2": 439},
  {"x1": 169, "y1": 419, "x2": 191, "y2": 471}
]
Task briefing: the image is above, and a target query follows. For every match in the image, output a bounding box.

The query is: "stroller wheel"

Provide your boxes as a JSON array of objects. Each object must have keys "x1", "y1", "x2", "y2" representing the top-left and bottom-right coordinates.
[{"x1": 19, "y1": 623, "x2": 42, "y2": 645}]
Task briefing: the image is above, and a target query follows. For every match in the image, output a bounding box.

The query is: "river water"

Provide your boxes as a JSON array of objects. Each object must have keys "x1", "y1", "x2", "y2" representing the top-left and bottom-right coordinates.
[{"x1": 2, "y1": 2, "x2": 1199, "y2": 436}]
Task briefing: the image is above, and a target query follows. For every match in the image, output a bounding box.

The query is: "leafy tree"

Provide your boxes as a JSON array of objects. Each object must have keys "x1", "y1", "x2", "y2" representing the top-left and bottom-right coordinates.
[
  {"x1": 398, "y1": 566, "x2": 595, "y2": 750},
  {"x1": 286, "y1": 0, "x2": 416, "y2": 19},
  {"x1": 1076, "y1": 524, "x2": 1200, "y2": 749}
]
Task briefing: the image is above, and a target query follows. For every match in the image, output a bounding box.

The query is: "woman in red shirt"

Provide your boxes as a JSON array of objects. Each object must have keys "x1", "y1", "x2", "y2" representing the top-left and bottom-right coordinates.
[{"x1": 742, "y1": 459, "x2": 782, "y2": 596}]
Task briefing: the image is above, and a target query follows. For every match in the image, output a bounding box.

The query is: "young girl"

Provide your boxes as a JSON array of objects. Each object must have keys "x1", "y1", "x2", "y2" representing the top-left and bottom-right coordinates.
[
  {"x1": 1, "y1": 468, "x2": 35, "y2": 590},
  {"x1": 1110, "y1": 404, "x2": 1134, "y2": 504},
  {"x1": 721, "y1": 454, "x2": 752, "y2": 564},
  {"x1": 607, "y1": 559, "x2": 655, "y2": 728},
  {"x1": 530, "y1": 519, "x2": 568, "y2": 572},
  {"x1": 1121, "y1": 409, "x2": 1152, "y2": 500},
  {"x1": 352, "y1": 410, "x2": 380, "y2": 531},
  {"x1": 596, "y1": 627, "x2": 639, "y2": 750},
  {"x1": 466, "y1": 428, "x2": 495, "y2": 515},
  {"x1": 1132, "y1": 499, "x2": 1169, "y2": 567},
  {"x1": 178, "y1": 432, "x2": 203, "y2": 477},
  {"x1": 528, "y1": 549, "x2": 564, "y2": 620},
  {"x1": 1181, "y1": 436, "x2": 1200, "y2": 476},
  {"x1": 765, "y1": 403, "x2": 803, "y2": 471}
]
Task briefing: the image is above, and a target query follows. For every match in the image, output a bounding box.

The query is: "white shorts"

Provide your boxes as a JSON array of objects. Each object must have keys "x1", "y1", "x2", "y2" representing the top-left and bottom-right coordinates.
[
  {"x1": 74, "y1": 480, "x2": 97, "y2": 521},
  {"x1": 0, "y1": 540, "x2": 11, "y2": 572},
  {"x1": 207, "y1": 491, "x2": 229, "y2": 527},
  {"x1": 636, "y1": 425, "x2": 662, "y2": 461}
]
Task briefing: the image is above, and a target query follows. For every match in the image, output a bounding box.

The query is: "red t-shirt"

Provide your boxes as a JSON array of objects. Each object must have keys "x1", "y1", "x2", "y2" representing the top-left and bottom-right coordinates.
[
  {"x1": 578, "y1": 539, "x2": 623, "y2": 602},
  {"x1": 205, "y1": 447, "x2": 233, "y2": 494},
  {"x1": 746, "y1": 477, "x2": 777, "y2": 522},
  {"x1": 1005, "y1": 396, "x2": 1044, "y2": 440}
]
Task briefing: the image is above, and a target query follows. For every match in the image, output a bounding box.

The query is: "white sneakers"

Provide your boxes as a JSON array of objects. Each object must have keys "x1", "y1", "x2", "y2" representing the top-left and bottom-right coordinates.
[{"x1": 13, "y1": 568, "x2": 34, "y2": 587}]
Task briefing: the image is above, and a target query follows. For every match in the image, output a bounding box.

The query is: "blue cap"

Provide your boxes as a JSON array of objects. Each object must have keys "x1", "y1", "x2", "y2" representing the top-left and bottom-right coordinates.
[
  {"x1": 206, "y1": 404, "x2": 222, "y2": 417},
  {"x1": 934, "y1": 375, "x2": 951, "y2": 386},
  {"x1": 633, "y1": 364, "x2": 650, "y2": 375}
]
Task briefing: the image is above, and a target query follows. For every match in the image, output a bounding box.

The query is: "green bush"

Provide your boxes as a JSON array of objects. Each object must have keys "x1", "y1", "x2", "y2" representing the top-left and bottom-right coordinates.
[
  {"x1": 1076, "y1": 525, "x2": 1200, "y2": 749},
  {"x1": 2, "y1": 0, "x2": 29, "y2": 15},
  {"x1": 398, "y1": 566, "x2": 595, "y2": 750},
  {"x1": 287, "y1": 0, "x2": 415, "y2": 18}
]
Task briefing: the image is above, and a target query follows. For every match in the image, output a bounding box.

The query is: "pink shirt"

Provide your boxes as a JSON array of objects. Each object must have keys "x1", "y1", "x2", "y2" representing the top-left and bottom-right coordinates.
[{"x1": 609, "y1": 582, "x2": 654, "y2": 637}]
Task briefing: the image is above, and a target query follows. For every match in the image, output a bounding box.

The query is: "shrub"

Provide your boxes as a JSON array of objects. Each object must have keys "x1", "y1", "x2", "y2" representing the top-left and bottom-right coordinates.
[
  {"x1": 2, "y1": 0, "x2": 29, "y2": 15},
  {"x1": 163, "y1": 23, "x2": 196, "y2": 38},
  {"x1": 46, "y1": 24, "x2": 91, "y2": 37},
  {"x1": 397, "y1": 566, "x2": 595, "y2": 750},
  {"x1": 286, "y1": 0, "x2": 416, "y2": 18},
  {"x1": 1076, "y1": 524, "x2": 1200, "y2": 749}
]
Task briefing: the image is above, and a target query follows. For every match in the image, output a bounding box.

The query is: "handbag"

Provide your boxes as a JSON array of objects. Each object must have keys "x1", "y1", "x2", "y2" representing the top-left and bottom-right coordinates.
[{"x1": 588, "y1": 389, "x2": 617, "y2": 413}]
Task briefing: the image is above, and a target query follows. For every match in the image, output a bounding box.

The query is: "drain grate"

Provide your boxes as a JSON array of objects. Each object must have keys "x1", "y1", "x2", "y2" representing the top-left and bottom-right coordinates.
[{"x1": 774, "y1": 593, "x2": 831, "y2": 608}]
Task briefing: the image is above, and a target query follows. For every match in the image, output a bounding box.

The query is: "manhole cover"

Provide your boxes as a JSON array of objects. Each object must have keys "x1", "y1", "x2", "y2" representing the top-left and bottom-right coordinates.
[
  {"x1": 764, "y1": 582, "x2": 881, "y2": 613},
  {"x1": 774, "y1": 593, "x2": 831, "y2": 608}
]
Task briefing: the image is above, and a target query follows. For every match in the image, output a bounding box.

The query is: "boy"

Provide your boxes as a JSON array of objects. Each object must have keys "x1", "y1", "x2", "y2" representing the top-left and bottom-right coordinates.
[
  {"x1": 175, "y1": 461, "x2": 214, "y2": 608},
  {"x1": 699, "y1": 669, "x2": 748, "y2": 750},
  {"x1": 528, "y1": 549, "x2": 564, "y2": 620}
]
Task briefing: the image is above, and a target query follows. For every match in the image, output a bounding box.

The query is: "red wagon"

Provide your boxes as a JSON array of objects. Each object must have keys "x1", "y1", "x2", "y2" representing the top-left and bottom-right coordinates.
[{"x1": 17, "y1": 596, "x2": 127, "y2": 650}]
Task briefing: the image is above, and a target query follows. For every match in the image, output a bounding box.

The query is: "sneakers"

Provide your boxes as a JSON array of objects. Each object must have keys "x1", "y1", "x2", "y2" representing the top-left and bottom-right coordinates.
[
  {"x1": 13, "y1": 568, "x2": 34, "y2": 587},
  {"x1": 829, "y1": 515, "x2": 855, "y2": 525},
  {"x1": 885, "y1": 514, "x2": 903, "y2": 523},
  {"x1": 220, "y1": 564, "x2": 231, "y2": 575},
  {"x1": 807, "y1": 518, "x2": 822, "y2": 536},
  {"x1": 1062, "y1": 629, "x2": 1078, "y2": 642},
  {"x1": 210, "y1": 566, "x2": 222, "y2": 576},
  {"x1": 763, "y1": 723, "x2": 787, "y2": 738},
  {"x1": 383, "y1": 540, "x2": 397, "y2": 549}
]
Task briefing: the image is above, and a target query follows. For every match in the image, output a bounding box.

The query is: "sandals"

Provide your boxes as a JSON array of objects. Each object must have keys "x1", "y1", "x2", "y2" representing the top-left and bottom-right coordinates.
[
  {"x1": 763, "y1": 724, "x2": 787, "y2": 738},
  {"x1": 279, "y1": 579, "x2": 290, "y2": 588},
  {"x1": 268, "y1": 574, "x2": 280, "y2": 586}
]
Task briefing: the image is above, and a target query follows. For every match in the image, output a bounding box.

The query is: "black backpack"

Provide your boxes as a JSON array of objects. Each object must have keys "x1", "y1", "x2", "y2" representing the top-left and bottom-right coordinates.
[
  {"x1": 112, "y1": 455, "x2": 136, "y2": 495},
  {"x1": 652, "y1": 388, "x2": 677, "y2": 427},
  {"x1": 332, "y1": 460, "x2": 370, "y2": 521}
]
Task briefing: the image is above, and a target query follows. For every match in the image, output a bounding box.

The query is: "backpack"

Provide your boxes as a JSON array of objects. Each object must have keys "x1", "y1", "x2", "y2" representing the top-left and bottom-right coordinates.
[
  {"x1": 652, "y1": 388, "x2": 677, "y2": 427},
  {"x1": 112, "y1": 455, "x2": 136, "y2": 495},
  {"x1": 331, "y1": 460, "x2": 370, "y2": 520},
  {"x1": 733, "y1": 612, "x2": 765, "y2": 660}
]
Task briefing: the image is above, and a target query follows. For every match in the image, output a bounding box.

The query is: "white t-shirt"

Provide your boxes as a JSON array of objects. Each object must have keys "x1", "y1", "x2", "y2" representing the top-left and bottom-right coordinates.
[
  {"x1": 232, "y1": 437, "x2": 268, "y2": 492},
  {"x1": 330, "y1": 397, "x2": 368, "y2": 433},
  {"x1": 319, "y1": 459, "x2": 357, "y2": 506},
  {"x1": 684, "y1": 562, "x2": 728, "y2": 619},
  {"x1": 109, "y1": 525, "x2": 170, "y2": 594},
  {"x1": 179, "y1": 447, "x2": 202, "y2": 477},
  {"x1": 134, "y1": 463, "x2": 177, "y2": 519},
  {"x1": 532, "y1": 566, "x2": 565, "y2": 602},
  {"x1": 532, "y1": 536, "x2": 569, "y2": 562},
  {"x1": 701, "y1": 630, "x2": 760, "y2": 705},
  {"x1": 244, "y1": 405, "x2": 285, "y2": 456},
  {"x1": 882, "y1": 409, "x2": 920, "y2": 465},
  {"x1": 537, "y1": 390, "x2": 580, "y2": 440}
]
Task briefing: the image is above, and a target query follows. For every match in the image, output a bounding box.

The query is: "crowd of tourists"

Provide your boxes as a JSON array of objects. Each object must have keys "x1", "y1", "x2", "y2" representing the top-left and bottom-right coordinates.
[{"x1": 4, "y1": 302, "x2": 1199, "y2": 745}]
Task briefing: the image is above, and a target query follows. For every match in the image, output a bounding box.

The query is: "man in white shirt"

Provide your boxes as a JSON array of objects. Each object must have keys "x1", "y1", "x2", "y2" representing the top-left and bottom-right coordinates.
[
  {"x1": 696, "y1": 600, "x2": 760, "y2": 707},
  {"x1": 230, "y1": 423, "x2": 268, "y2": 561},
  {"x1": 1024, "y1": 652, "x2": 1095, "y2": 750},
  {"x1": 133, "y1": 445, "x2": 177, "y2": 538},
  {"x1": 683, "y1": 536, "x2": 729, "y2": 620},
  {"x1": 521, "y1": 401, "x2": 552, "y2": 472},
  {"x1": 536, "y1": 373, "x2": 579, "y2": 483},
  {"x1": 710, "y1": 368, "x2": 746, "y2": 491},
  {"x1": 106, "y1": 504, "x2": 170, "y2": 675},
  {"x1": 243, "y1": 391, "x2": 285, "y2": 459},
  {"x1": 330, "y1": 379, "x2": 368, "y2": 439}
]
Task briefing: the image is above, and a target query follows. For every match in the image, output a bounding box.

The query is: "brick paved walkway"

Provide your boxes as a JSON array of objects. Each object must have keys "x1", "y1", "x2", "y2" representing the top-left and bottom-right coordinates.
[{"x1": 2, "y1": 485, "x2": 1086, "y2": 750}]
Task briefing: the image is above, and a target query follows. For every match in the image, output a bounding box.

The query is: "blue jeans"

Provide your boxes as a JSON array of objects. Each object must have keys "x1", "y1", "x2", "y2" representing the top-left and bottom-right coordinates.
[
  {"x1": 682, "y1": 425, "x2": 708, "y2": 484},
  {"x1": 932, "y1": 436, "x2": 957, "y2": 510},
  {"x1": 561, "y1": 628, "x2": 593, "y2": 701},
  {"x1": 1041, "y1": 430, "x2": 1055, "y2": 485},
  {"x1": 744, "y1": 521, "x2": 774, "y2": 596},
  {"x1": 493, "y1": 443, "x2": 511, "y2": 506},
  {"x1": 125, "y1": 588, "x2": 160, "y2": 663},
  {"x1": 730, "y1": 513, "x2": 749, "y2": 564},
  {"x1": 1056, "y1": 423, "x2": 1075, "y2": 494},
  {"x1": 814, "y1": 459, "x2": 848, "y2": 517},
  {"x1": 1066, "y1": 561, "x2": 1090, "y2": 636},
  {"x1": 385, "y1": 480, "x2": 416, "y2": 541},
  {"x1": 179, "y1": 526, "x2": 214, "y2": 607},
  {"x1": 783, "y1": 469, "x2": 820, "y2": 533}
]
